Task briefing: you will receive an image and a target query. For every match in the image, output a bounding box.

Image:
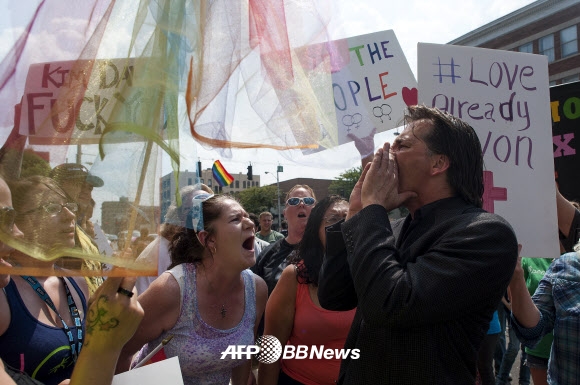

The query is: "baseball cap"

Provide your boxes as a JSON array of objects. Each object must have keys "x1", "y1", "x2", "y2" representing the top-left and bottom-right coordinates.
[{"x1": 49, "y1": 163, "x2": 104, "y2": 187}]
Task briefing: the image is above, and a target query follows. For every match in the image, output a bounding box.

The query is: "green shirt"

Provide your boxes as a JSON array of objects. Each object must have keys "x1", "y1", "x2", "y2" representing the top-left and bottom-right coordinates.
[
  {"x1": 521, "y1": 257, "x2": 554, "y2": 359},
  {"x1": 255, "y1": 230, "x2": 285, "y2": 244}
]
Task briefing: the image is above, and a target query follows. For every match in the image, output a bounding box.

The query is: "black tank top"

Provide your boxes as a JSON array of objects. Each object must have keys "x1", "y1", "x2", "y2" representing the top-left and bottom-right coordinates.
[{"x1": 0, "y1": 278, "x2": 87, "y2": 385}]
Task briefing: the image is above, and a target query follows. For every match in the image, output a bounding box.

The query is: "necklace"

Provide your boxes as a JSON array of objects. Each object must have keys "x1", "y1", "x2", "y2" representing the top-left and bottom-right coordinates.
[
  {"x1": 197, "y1": 266, "x2": 240, "y2": 320},
  {"x1": 21, "y1": 276, "x2": 83, "y2": 361}
]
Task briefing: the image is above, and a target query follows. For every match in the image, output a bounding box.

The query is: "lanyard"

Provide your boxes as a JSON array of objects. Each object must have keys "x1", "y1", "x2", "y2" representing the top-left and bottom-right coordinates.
[{"x1": 21, "y1": 276, "x2": 83, "y2": 362}]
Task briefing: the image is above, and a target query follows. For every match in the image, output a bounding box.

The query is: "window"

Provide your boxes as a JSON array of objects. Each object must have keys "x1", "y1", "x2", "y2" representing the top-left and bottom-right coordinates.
[
  {"x1": 200, "y1": 178, "x2": 204, "y2": 184},
  {"x1": 256, "y1": 182, "x2": 259, "y2": 187},
  {"x1": 518, "y1": 42, "x2": 533, "y2": 53},
  {"x1": 243, "y1": 181, "x2": 247, "y2": 188},
  {"x1": 188, "y1": 178, "x2": 192, "y2": 185},
  {"x1": 539, "y1": 34, "x2": 555, "y2": 62},
  {"x1": 207, "y1": 179, "x2": 212, "y2": 187},
  {"x1": 235, "y1": 180, "x2": 239, "y2": 188},
  {"x1": 561, "y1": 25, "x2": 578, "y2": 58},
  {"x1": 562, "y1": 74, "x2": 579, "y2": 84}
]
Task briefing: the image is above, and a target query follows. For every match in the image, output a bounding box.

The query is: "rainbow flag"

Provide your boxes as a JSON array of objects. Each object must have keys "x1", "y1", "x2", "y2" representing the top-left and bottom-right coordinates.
[{"x1": 212, "y1": 160, "x2": 234, "y2": 187}]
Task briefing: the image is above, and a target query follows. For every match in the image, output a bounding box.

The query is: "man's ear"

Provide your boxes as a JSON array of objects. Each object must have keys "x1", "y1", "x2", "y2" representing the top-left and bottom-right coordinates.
[{"x1": 430, "y1": 154, "x2": 450, "y2": 176}]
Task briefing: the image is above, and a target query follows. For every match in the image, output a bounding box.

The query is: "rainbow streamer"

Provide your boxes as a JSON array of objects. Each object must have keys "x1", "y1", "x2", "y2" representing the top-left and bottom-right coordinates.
[{"x1": 212, "y1": 160, "x2": 234, "y2": 187}]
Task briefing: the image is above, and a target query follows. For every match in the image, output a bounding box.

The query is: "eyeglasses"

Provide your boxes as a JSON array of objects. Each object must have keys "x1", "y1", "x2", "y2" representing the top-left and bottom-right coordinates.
[
  {"x1": 20, "y1": 202, "x2": 79, "y2": 216},
  {"x1": 0, "y1": 207, "x2": 16, "y2": 233},
  {"x1": 286, "y1": 197, "x2": 315, "y2": 206}
]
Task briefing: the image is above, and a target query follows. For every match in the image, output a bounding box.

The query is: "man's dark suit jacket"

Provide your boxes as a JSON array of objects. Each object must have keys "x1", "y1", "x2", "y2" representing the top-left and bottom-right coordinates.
[{"x1": 318, "y1": 197, "x2": 518, "y2": 385}]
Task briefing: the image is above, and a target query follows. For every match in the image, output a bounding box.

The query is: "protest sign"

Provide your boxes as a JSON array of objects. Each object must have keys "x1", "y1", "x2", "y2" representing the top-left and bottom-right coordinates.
[
  {"x1": 112, "y1": 357, "x2": 184, "y2": 385},
  {"x1": 19, "y1": 58, "x2": 157, "y2": 145},
  {"x1": 300, "y1": 29, "x2": 416, "y2": 153},
  {"x1": 93, "y1": 223, "x2": 114, "y2": 257},
  {"x1": 418, "y1": 43, "x2": 558, "y2": 258},
  {"x1": 551, "y1": 81, "x2": 580, "y2": 202}
]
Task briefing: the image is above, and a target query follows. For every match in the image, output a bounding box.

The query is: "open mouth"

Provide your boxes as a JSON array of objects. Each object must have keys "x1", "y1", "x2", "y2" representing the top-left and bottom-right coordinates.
[
  {"x1": 242, "y1": 236, "x2": 254, "y2": 250},
  {"x1": 298, "y1": 213, "x2": 307, "y2": 218}
]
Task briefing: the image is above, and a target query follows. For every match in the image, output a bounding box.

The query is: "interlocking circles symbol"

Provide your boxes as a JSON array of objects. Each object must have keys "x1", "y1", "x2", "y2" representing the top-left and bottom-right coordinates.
[
  {"x1": 373, "y1": 104, "x2": 392, "y2": 123},
  {"x1": 342, "y1": 113, "x2": 363, "y2": 132}
]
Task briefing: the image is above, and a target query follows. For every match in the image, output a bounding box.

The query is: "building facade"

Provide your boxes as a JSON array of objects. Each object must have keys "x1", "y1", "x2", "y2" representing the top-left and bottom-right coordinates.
[
  {"x1": 159, "y1": 169, "x2": 261, "y2": 222},
  {"x1": 101, "y1": 196, "x2": 159, "y2": 236},
  {"x1": 449, "y1": 0, "x2": 579, "y2": 86}
]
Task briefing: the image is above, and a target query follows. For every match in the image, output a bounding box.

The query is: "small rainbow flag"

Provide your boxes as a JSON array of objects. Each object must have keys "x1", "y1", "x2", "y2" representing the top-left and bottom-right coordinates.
[{"x1": 212, "y1": 160, "x2": 234, "y2": 187}]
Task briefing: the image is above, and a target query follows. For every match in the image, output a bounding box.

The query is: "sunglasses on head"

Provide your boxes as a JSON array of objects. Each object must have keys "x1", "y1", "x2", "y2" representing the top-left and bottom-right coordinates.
[
  {"x1": 286, "y1": 197, "x2": 315, "y2": 206},
  {"x1": 0, "y1": 207, "x2": 16, "y2": 234},
  {"x1": 186, "y1": 193, "x2": 215, "y2": 231},
  {"x1": 191, "y1": 193, "x2": 214, "y2": 202}
]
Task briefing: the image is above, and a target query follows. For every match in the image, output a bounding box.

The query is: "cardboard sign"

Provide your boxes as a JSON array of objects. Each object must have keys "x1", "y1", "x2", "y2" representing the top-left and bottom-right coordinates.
[
  {"x1": 19, "y1": 58, "x2": 155, "y2": 145},
  {"x1": 301, "y1": 30, "x2": 416, "y2": 153},
  {"x1": 112, "y1": 357, "x2": 184, "y2": 385},
  {"x1": 93, "y1": 223, "x2": 114, "y2": 257},
  {"x1": 551, "y1": 81, "x2": 580, "y2": 202},
  {"x1": 418, "y1": 43, "x2": 559, "y2": 258}
]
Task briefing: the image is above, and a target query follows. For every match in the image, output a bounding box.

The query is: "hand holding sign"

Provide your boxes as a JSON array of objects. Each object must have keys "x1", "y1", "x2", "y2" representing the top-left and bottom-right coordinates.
[{"x1": 348, "y1": 127, "x2": 377, "y2": 160}]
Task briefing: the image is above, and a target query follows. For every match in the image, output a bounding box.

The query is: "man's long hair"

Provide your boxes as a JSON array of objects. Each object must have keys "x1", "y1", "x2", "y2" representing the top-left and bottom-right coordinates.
[{"x1": 405, "y1": 105, "x2": 484, "y2": 208}]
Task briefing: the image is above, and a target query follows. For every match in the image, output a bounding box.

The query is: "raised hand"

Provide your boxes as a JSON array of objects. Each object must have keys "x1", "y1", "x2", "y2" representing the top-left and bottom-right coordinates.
[
  {"x1": 347, "y1": 163, "x2": 370, "y2": 220},
  {"x1": 348, "y1": 127, "x2": 377, "y2": 160},
  {"x1": 361, "y1": 142, "x2": 417, "y2": 212},
  {"x1": 84, "y1": 276, "x2": 144, "y2": 353}
]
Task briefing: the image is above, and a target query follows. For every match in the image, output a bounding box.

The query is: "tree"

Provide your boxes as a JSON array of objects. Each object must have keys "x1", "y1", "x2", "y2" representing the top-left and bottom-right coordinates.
[
  {"x1": 237, "y1": 185, "x2": 278, "y2": 215},
  {"x1": 20, "y1": 148, "x2": 51, "y2": 178},
  {"x1": 329, "y1": 166, "x2": 362, "y2": 199}
]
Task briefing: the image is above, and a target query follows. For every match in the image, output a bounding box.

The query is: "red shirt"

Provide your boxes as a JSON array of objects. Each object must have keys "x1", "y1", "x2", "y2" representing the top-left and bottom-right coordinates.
[{"x1": 281, "y1": 283, "x2": 356, "y2": 385}]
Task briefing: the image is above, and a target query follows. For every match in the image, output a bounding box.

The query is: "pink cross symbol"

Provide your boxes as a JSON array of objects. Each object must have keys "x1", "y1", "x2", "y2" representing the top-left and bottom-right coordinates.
[{"x1": 482, "y1": 171, "x2": 507, "y2": 213}]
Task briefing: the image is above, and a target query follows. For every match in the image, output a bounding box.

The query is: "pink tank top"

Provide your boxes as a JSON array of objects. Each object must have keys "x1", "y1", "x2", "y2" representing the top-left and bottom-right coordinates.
[{"x1": 281, "y1": 282, "x2": 356, "y2": 385}]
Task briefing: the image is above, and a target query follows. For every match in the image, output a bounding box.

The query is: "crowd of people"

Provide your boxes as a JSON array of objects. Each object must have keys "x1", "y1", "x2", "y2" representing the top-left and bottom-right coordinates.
[{"x1": 1, "y1": 105, "x2": 579, "y2": 385}]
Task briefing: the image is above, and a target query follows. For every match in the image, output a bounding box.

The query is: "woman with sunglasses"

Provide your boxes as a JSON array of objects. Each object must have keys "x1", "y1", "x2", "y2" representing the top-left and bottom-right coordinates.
[
  {"x1": 258, "y1": 195, "x2": 356, "y2": 385},
  {"x1": 117, "y1": 193, "x2": 267, "y2": 385},
  {"x1": 251, "y1": 185, "x2": 316, "y2": 296},
  {"x1": 0, "y1": 176, "x2": 89, "y2": 385}
]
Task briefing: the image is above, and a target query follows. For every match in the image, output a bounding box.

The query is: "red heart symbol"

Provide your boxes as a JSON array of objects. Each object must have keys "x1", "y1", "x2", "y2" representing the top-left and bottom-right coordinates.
[{"x1": 402, "y1": 87, "x2": 418, "y2": 107}]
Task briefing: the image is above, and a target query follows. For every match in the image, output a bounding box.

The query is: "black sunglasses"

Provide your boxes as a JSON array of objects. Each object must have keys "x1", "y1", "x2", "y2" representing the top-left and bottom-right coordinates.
[
  {"x1": 0, "y1": 206, "x2": 16, "y2": 234},
  {"x1": 286, "y1": 197, "x2": 315, "y2": 206}
]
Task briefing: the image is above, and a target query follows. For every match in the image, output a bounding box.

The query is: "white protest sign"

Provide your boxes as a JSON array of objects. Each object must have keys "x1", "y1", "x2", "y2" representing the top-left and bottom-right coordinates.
[
  {"x1": 332, "y1": 30, "x2": 417, "y2": 144},
  {"x1": 301, "y1": 30, "x2": 416, "y2": 154},
  {"x1": 93, "y1": 223, "x2": 114, "y2": 256},
  {"x1": 418, "y1": 43, "x2": 559, "y2": 258},
  {"x1": 20, "y1": 58, "x2": 156, "y2": 145},
  {"x1": 112, "y1": 357, "x2": 184, "y2": 385}
]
